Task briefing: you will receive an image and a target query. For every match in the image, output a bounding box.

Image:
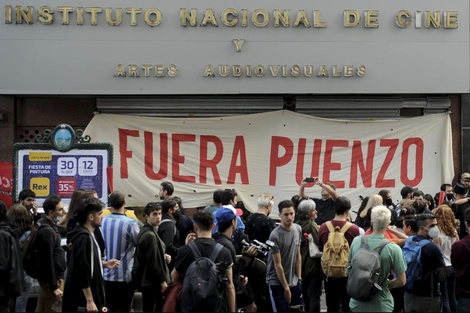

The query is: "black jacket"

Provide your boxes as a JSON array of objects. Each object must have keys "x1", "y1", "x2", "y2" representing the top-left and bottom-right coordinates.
[
  {"x1": 157, "y1": 214, "x2": 180, "y2": 271},
  {"x1": 0, "y1": 222, "x2": 24, "y2": 297},
  {"x1": 36, "y1": 217, "x2": 66, "y2": 290},
  {"x1": 63, "y1": 225, "x2": 106, "y2": 312}
]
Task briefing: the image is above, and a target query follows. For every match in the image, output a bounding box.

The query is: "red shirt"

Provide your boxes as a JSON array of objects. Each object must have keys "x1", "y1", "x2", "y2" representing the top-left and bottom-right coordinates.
[{"x1": 318, "y1": 220, "x2": 361, "y2": 251}]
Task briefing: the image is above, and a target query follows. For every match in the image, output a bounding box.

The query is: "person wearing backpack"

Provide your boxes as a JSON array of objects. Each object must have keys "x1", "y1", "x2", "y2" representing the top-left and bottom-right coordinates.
[
  {"x1": 171, "y1": 210, "x2": 235, "y2": 312},
  {"x1": 318, "y1": 196, "x2": 361, "y2": 312},
  {"x1": 34, "y1": 195, "x2": 67, "y2": 312},
  {"x1": 7, "y1": 204, "x2": 33, "y2": 312},
  {"x1": 0, "y1": 200, "x2": 24, "y2": 312},
  {"x1": 403, "y1": 213, "x2": 446, "y2": 312},
  {"x1": 347, "y1": 205, "x2": 406, "y2": 312}
]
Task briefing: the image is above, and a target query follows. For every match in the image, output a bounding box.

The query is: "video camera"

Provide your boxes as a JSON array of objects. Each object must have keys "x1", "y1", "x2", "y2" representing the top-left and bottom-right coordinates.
[
  {"x1": 241, "y1": 239, "x2": 275, "y2": 257},
  {"x1": 215, "y1": 260, "x2": 231, "y2": 288}
]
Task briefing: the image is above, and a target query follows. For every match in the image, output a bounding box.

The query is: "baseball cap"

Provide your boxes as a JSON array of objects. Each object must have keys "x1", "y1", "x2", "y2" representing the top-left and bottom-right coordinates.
[
  {"x1": 461, "y1": 172, "x2": 470, "y2": 181},
  {"x1": 214, "y1": 207, "x2": 243, "y2": 224}
]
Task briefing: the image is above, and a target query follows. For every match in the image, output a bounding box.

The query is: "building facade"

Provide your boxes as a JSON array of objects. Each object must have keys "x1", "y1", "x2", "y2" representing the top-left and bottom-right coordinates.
[{"x1": 0, "y1": 0, "x2": 468, "y2": 191}]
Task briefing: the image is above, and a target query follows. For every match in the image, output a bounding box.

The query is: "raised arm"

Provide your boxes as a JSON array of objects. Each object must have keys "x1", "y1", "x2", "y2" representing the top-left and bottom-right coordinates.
[
  {"x1": 299, "y1": 179, "x2": 309, "y2": 199},
  {"x1": 316, "y1": 178, "x2": 339, "y2": 201}
]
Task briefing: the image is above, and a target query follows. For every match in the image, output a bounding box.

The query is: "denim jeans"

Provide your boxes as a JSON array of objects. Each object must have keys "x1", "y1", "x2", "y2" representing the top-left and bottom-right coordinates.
[
  {"x1": 440, "y1": 266, "x2": 458, "y2": 312},
  {"x1": 269, "y1": 281, "x2": 304, "y2": 312},
  {"x1": 15, "y1": 272, "x2": 32, "y2": 312}
]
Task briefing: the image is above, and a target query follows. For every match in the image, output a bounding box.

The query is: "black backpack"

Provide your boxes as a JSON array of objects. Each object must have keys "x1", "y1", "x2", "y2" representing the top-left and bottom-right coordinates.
[
  {"x1": 180, "y1": 242, "x2": 224, "y2": 312},
  {"x1": 22, "y1": 224, "x2": 50, "y2": 279},
  {"x1": 0, "y1": 228, "x2": 23, "y2": 297}
]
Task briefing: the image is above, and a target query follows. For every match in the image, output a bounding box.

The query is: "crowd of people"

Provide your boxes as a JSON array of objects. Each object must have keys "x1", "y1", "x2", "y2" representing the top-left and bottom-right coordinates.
[{"x1": 1, "y1": 175, "x2": 470, "y2": 313}]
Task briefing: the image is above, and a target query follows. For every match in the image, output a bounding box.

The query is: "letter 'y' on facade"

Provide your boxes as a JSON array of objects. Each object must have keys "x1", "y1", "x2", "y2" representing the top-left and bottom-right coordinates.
[{"x1": 232, "y1": 39, "x2": 245, "y2": 52}]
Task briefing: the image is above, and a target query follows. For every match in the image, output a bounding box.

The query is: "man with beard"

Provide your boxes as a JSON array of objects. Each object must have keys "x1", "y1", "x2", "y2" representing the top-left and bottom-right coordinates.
[
  {"x1": 157, "y1": 181, "x2": 174, "y2": 200},
  {"x1": 101, "y1": 191, "x2": 140, "y2": 312},
  {"x1": 157, "y1": 197, "x2": 181, "y2": 272},
  {"x1": 18, "y1": 188, "x2": 41, "y2": 224},
  {"x1": 63, "y1": 197, "x2": 120, "y2": 312},
  {"x1": 34, "y1": 195, "x2": 66, "y2": 312}
]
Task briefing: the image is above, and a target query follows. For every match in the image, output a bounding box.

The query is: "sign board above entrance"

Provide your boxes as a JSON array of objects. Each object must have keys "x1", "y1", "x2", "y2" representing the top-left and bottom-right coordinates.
[{"x1": 0, "y1": 0, "x2": 468, "y2": 94}]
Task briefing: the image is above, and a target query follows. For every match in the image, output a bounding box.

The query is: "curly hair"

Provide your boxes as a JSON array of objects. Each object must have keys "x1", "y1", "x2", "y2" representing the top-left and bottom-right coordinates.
[{"x1": 434, "y1": 204, "x2": 458, "y2": 238}]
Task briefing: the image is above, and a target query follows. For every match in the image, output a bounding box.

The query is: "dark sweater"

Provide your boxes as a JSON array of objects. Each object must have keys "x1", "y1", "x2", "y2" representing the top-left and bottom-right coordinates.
[
  {"x1": 0, "y1": 222, "x2": 24, "y2": 297},
  {"x1": 36, "y1": 217, "x2": 66, "y2": 291}
]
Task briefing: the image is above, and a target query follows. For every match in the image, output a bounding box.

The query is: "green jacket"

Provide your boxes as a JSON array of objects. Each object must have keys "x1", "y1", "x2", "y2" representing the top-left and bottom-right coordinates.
[
  {"x1": 297, "y1": 219, "x2": 322, "y2": 277},
  {"x1": 132, "y1": 223, "x2": 171, "y2": 289}
]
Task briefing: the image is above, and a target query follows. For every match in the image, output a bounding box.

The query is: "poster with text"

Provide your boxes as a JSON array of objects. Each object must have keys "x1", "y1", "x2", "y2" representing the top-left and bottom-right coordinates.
[{"x1": 16, "y1": 149, "x2": 109, "y2": 207}]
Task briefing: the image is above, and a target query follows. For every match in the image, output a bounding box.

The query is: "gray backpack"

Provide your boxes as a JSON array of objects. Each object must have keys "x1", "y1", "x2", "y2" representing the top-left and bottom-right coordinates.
[{"x1": 346, "y1": 236, "x2": 390, "y2": 302}]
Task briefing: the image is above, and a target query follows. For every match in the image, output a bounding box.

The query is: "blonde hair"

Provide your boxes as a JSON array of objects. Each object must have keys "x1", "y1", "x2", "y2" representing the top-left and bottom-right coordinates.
[
  {"x1": 257, "y1": 193, "x2": 274, "y2": 209},
  {"x1": 371, "y1": 205, "x2": 391, "y2": 231},
  {"x1": 359, "y1": 194, "x2": 383, "y2": 218}
]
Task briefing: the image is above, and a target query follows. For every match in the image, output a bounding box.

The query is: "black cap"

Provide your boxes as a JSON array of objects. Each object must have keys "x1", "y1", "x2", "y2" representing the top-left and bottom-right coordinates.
[{"x1": 453, "y1": 183, "x2": 468, "y2": 195}]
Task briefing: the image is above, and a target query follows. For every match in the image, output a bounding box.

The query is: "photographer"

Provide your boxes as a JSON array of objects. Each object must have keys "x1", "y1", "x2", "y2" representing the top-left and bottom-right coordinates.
[
  {"x1": 237, "y1": 239, "x2": 274, "y2": 312},
  {"x1": 299, "y1": 178, "x2": 339, "y2": 225},
  {"x1": 213, "y1": 208, "x2": 257, "y2": 312}
]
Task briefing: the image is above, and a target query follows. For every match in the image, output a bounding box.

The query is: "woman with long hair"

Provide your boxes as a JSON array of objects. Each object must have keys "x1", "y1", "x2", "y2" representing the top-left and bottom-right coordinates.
[
  {"x1": 433, "y1": 205, "x2": 459, "y2": 312},
  {"x1": 7, "y1": 204, "x2": 34, "y2": 312},
  {"x1": 355, "y1": 194, "x2": 382, "y2": 231},
  {"x1": 59, "y1": 189, "x2": 107, "y2": 255},
  {"x1": 58, "y1": 188, "x2": 88, "y2": 230}
]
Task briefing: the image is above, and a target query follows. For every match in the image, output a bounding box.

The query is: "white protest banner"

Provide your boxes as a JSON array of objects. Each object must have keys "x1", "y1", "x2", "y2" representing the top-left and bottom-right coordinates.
[{"x1": 84, "y1": 110, "x2": 454, "y2": 216}]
